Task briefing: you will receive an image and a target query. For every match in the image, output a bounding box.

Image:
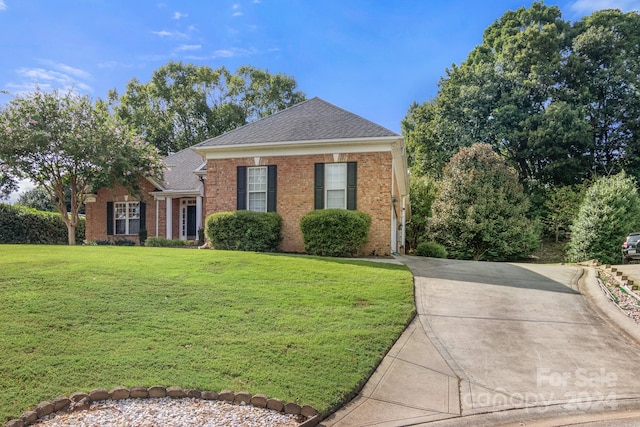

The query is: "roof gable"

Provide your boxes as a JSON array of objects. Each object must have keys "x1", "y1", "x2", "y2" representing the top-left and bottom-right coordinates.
[
  {"x1": 193, "y1": 97, "x2": 398, "y2": 148},
  {"x1": 156, "y1": 147, "x2": 204, "y2": 192}
]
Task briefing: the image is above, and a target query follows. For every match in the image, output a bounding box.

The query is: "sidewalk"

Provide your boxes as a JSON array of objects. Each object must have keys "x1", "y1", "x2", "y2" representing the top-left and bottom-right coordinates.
[{"x1": 319, "y1": 316, "x2": 461, "y2": 426}]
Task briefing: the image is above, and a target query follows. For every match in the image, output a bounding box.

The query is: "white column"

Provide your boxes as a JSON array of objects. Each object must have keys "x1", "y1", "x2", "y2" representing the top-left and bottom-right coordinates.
[
  {"x1": 155, "y1": 199, "x2": 159, "y2": 237},
  {"x1": 165, "y1": 197, "x2": 173, "y2": 239},
  {"x1": 196, "y1": 196, "x2": 203, "y2": 243}
]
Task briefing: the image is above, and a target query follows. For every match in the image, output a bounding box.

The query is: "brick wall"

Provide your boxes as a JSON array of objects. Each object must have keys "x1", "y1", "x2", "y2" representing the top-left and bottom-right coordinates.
[
  {"x1": 85, "y1": 180, "x2": 159, "y2": 244},
  {"x1": 205, "y1": 151, "x2": 394, "y2": 255}
]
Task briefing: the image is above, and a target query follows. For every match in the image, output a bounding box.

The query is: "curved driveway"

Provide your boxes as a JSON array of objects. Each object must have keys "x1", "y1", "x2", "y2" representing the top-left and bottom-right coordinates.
[{"x1": 322, "y1": 257, "x2": 640, "y2": 426}]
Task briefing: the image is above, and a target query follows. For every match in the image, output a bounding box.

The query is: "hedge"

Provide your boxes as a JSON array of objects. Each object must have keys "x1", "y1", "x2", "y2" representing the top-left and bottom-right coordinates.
[
  {"x1": 205, "y1": 210, "x2": 282, "y2": 252},
  {"x1": 300, "y1": 209, "x2": 371, "y2": 257},
  {"x1": 0, "y1": 203, "x2": 85, "y2": 244},
  {"x1": 145, "y1": 237, "x2": 194, "y2": 247}
]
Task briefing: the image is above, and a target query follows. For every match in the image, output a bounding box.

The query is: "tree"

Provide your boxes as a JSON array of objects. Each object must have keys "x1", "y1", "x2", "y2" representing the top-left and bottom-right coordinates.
[
  {"x1": 567, "y1": 172, "x2": 640, "y2": 264},
  {"x1": 403, "y1": 3, "x2": 640, "y2": 188},
  {"x1": 429, "y1": 143, "x2": 540, "y2": 261},
  {"x1": 16, "y1": 185, "x2": 86, "y2": 214},
  {"x1": 543, "y1": 184, "x2": 585, "y2": 242},
  {"x1": 109, "y1": 62, "x2": 306, "y2": 155},
  {"x1": 16, "y1": 186, "x2": 54, "y2": 212},
  {"x1": 0, "y1": 89, "x2": 164, "y2": 245},
  {"x1": 405, "y1": 176, "x2": 438, "y2": 251}
]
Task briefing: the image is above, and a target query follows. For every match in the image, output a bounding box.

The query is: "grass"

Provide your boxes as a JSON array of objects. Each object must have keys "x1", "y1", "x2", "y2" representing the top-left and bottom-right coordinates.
[{"x1": 0, "y1": 245, "x2": 414, "y2": 422}]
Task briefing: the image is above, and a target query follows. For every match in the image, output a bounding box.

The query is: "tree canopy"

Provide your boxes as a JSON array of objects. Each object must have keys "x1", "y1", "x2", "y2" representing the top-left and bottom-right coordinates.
[
  {"x1": 108, "y1": 62, "x2": 306, "y2": 155},
  {"x1": 403, "y1": 3, "x2": 640, "y2": 187},
  {"x1": 0, "y1": 89, "x2": 164, "y2": 244}
]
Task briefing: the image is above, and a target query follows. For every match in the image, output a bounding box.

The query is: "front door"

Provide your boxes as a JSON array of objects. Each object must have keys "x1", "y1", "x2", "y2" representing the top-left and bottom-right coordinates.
[
  {"x1": 181, "y1": 199, "x2": 197, "y2": 240},
  {"x1": 186, "y1": 205, "x2": 196, "y2": 239}
]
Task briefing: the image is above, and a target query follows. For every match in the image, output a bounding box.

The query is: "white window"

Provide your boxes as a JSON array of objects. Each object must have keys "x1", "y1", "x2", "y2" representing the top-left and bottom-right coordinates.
[
  {"x1": 248, "y1": 166, "x2": 267, "y2": 212},
  {"x1": 325, "y1": 163, "x2": 347, "y2": 209},
  {"x1": 114, "y1": 202, "x2": 140, "y2": 235}
]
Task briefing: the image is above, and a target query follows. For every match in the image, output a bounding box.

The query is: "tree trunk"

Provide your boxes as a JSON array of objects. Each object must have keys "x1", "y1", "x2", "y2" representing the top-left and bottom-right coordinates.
[{"x1": 67, "y1": 222, "x2": 77, "y2": 246}]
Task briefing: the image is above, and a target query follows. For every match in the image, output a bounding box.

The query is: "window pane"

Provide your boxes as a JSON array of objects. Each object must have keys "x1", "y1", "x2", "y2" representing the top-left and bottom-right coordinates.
[
  {"x1": 115, "y1": 219, "x2": 126, "y2": 235},
  {"x1": 248, "y1": 167, "x2": 267, "y2": 192},
  {"x1": 128, "y1": 203, "x2": 140, "y2": 219},
  {"x1": 326, "y1": 164, "x2": 346, "y2": 190},
  {"x1": 248, "y1": 192, "x2": 267, "y2": 212},
  {"x1": 327, "y1": 189, "x2": 346, "y2": 209},
  {"x1": 115, "y1": 203, "x2": 127, "y2": 219},
  {"x1": 129, "y1": 219, "x2": 140, "y2": 235}
]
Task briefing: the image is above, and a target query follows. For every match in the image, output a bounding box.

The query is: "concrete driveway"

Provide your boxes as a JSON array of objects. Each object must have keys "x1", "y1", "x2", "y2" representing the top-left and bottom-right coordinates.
[{"x1": 322, "y1": 257, "x2": 640, "y2": 426}]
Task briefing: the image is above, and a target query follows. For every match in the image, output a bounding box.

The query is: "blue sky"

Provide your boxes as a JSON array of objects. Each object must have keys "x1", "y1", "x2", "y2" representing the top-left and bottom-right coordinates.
[{"x1": 1, "y1": 0, "x2": 639, "y2": 135}]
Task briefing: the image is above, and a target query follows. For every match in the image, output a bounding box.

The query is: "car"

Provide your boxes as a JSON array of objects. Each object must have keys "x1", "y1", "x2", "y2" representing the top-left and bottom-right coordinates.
[{"x1": 622, "y1": 232, "x2": 640, "y2": 263}]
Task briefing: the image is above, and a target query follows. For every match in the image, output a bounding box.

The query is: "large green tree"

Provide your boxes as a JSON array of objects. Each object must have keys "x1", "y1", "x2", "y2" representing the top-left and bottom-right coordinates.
[
  {"x1": 567, "y1": 172, "x2": 640, "y2": 264},
  {"x1": 0, "y1": 89, "x2": 164, "y2": 244},
  {"x1": 429, "y1": 143, "x2": 540, "y2": 261},
  {"x1": 109, "y1": 62, "x2": 306, "y2": 155},
  {"x1": 403, "y1": 3, "x2": 640, "y2": 187}
]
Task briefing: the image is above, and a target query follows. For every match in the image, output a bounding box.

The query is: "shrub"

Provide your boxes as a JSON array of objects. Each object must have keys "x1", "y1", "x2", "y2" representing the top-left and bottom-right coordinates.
[
  {"x1": 113, "y1": 238, "x2": 136, "y2": 246},
  {"x1": 205, "y1": 210, "x2": 282, "y2": 252},
  {"x1": 300, "y1": 209, "x2": 371, "y2": 257},
  {"x1": 145, "y1": 237, "x2": 193, "y2": 247},
  {"x1": 429, "y1": 143, "x2": 540, "y2": 261},
  {"x1": 0, "y1": 203, "x2": 85, "y2": 244},
  {"x1": 415, "y1": 241, "x2": 448, "y2": 258},
  {"x1": 90, "y1": 239, "x2": 113, "y2": 246},
  {"x1": 568, "y1": 172, "x2": 640, "y2": 264}
]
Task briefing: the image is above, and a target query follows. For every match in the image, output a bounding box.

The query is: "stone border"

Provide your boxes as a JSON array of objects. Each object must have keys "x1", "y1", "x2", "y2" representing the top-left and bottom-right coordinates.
[{"x1": 3, "y1": 386, "x2": 320, "y2": 427}]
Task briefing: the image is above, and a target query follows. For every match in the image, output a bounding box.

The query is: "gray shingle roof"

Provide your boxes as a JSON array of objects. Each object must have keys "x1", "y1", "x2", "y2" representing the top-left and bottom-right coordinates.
[
  {"x1": 159, "y1": 147, "x2": 204, "y2": 191},
  {"x1": 194, "y1": 97, "x2": 398, "y2": 148}
]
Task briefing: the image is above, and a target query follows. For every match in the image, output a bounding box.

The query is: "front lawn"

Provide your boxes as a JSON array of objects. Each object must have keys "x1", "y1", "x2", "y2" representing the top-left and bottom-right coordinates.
[{"x1": 0, "y1": 246, "x2": 414, "y2": 422}]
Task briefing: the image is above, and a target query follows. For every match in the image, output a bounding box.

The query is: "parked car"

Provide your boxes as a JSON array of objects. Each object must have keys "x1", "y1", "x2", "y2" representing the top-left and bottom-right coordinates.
[{"x1": 622, "y1": 232, "x2": 640, "y2": 263}]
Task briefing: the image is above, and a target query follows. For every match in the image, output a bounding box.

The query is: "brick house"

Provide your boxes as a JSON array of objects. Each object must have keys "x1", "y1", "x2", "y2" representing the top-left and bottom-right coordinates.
[{"x1": 85, "y1": 97, "x2": 410, "y2": 255}]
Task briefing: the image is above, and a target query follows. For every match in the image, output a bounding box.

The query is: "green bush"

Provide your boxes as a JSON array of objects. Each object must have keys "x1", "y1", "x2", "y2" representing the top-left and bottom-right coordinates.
[
  {"x1": 205, "y1": 210, "x2": 282, "y2": 252},
  {"x1": 145, "y1": 237, "x2": 193, "y2": 247},
  {"x1": 568, "y1": 172, "x2": 640, "y2": 264},
  {"x1": 300, "y1": 209, "x2": 371, "y2": 257},
  {"x1": 113, "y1": 238, "x2": 136, "y2": 246},
  {"x1": 0, "y1": 203, "x2": 85, "y2": 244},
  {"x1": 415, "y1": 241, "x2": 448, "y2": 258}
]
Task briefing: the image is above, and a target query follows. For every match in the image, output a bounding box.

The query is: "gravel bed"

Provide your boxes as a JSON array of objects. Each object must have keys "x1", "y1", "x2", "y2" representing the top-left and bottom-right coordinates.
[
  {"x1": 600, "y1": 274, "x2": 640, "y2": 323},
  {"x1": 33, "y1": 398, "x2": 303, "y2": 427}
]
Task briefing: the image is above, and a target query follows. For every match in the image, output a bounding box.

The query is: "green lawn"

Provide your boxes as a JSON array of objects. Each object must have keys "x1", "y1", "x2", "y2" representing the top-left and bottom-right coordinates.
[{"x1": 0, "y1": 245, "x2": 414, "y2": 422}]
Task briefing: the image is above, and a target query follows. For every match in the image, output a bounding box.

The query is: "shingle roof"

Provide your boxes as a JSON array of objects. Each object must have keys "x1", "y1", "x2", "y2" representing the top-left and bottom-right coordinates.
[
  {"x1": 194, "y1": 97, "x2": 398, "y2": 148},
  {"x1": 158, "y1": 147, "x2": 204, "y2": 191}
]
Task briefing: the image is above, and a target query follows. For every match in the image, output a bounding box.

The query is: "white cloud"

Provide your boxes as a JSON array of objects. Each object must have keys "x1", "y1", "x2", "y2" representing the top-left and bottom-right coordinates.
[
  {"x1": 232, "y1": 11, "x2": 243, "y2": 17},
  {"x1": 232, "y1": 3, "x2": 243, "y2": 16},
  {"x1": 152, "y1": 29, "x2": 188, "y2": 39},
  {"x1": 173, "y1": 11, "x2": 187, "y2": 20},
  {"x1": 569, "y1": 0, "x2": 640, "y2": 13},
  {"x1": 176, "y1": 44, "x2": 201, "y2": 51},
  {"x1": 152, "y1": 30, "x2": 173, "y2": 37},
  {"x1": 42, "y1": 60, "x2": 91, "y2": 79},
  {"x1": 13, "y1": 66, "x2": 92, "y2": 94},
  {"x1": 0, "y1": 1, "x2": 6, "y2": 11},
  {"x1": 211, "y1": 47, "x2": 257, "y2": 58},
  {"x1": 232, "y1": 4, "x2": 241, "y2": 9}
]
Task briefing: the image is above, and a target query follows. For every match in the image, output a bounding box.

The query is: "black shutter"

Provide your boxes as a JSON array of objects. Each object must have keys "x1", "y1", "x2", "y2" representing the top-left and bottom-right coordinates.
[
  {"x1": 314, "y1": 163, "x2": 325, "y2": 210},
  {"x1": 106, "y1": 202, "x2": 114, "y2": 235},
  {"x1": 267, "y1": 165, "x2": 277, "y2": 212},
  {"x1": 237, "y1": 166, "x2": 247, "y2": 210},
  {"x1": 347, "y1": 162, "x2": 357, "y2": 210},
  {"x1": 139, "y1": 202, "x2": 146, "y2": 229}
]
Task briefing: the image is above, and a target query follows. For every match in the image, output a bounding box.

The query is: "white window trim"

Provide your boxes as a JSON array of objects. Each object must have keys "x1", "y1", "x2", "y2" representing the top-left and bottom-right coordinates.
[{"x1": 114, "y1": 201, "x2": 140, "y2": 235}]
